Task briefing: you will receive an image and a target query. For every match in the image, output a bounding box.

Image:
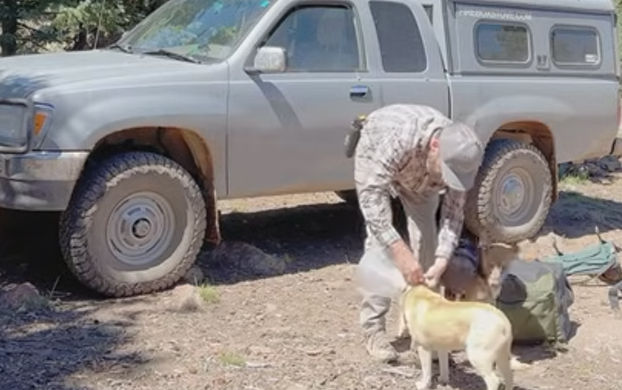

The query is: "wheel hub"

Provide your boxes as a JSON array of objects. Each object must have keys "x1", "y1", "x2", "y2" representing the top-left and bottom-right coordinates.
[
  {"x1": 499, "y1": 173, "x2": 526, "y2": 215},
  {"x1": 495, "y1": 168, "x2": 534, "y2": 225},
  {"x1": 106, "y1": 192, "x2": 175, "y2": 267},
  {"x1": 132, "y1": 218, "x2": 152, "y2": 239}
]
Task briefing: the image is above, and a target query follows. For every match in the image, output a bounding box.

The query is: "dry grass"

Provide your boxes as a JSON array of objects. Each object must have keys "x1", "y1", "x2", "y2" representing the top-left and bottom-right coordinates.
[
  {"x1": 197, "y1": 283, "x2": 219, "y2": 303},
  {"x1": 218, "y1": 351, "x2": 246, "y2": 367},
  {"x1": 560, "y1": 170, "x2": 591, "y2": 185}
]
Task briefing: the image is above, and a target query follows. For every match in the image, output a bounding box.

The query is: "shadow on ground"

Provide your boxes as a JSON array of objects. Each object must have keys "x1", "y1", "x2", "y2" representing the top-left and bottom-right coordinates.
[
  {"x1": 537, "y1": 189, "x2": 622, "y2": 240},
  {"x1": 509, "y1": 319, "x2": 580, "y2": 365},
  {"x1": 447, "y1": 363, "x2": 533, "y2": 390},
  {"x1": 0, "y1": 199, "x2": 372, "y2": 291},
  {"x1": 198, "y1": 201, "x2": 369, "y2": 285},
  {"x1": 0, "y1": 209, "x2": 149, "y2": 389},
  {"x1": 0, "y1": 210, "x2": 94, "y2": 298},
  {"x1": 0, "y1": 292, "x2": 149, "y2": 390}
]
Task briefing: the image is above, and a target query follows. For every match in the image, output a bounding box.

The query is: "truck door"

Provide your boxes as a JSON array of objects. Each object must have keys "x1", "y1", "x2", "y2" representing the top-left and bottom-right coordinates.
[
  {"x1": 227, "y1": 2, "x2": 382, "y2": 198},
  {"x1": 368, "y1": 0, "x2": 450, "y2": 115}
]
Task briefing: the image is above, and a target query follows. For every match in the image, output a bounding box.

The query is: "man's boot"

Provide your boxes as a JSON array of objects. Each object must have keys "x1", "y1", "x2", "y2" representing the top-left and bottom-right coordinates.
[
  {"x1": 364, "y1": 330, "x2": 398, "y2": 363},
  {"x1": 359, "y1": 276, "x2": 398, "y2": 363}
]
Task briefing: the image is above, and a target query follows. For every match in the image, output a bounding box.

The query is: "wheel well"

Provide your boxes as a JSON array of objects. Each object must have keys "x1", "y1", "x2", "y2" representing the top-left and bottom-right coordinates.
[
  {"x1": 490, "y1": 121, "x2": 558, "y2": 202},
  {"x1": 86, "y1": 127, "x2": 221, "y2": 246}
]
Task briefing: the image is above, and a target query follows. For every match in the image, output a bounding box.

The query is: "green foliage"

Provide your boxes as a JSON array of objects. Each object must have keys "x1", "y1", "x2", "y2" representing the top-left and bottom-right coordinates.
[
  {"x1": 0, "y1": 0, "x2": 68, "y2": 54},
  {"x1": 0, "y1": 0, "x2": 171, "y2": 55},
  {"x1": 53, "y1": 1, "x2": 124, "y2": 35}
]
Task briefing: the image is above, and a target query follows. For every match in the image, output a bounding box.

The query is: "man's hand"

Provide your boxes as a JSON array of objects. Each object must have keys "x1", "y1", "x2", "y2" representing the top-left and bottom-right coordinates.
[
  {"x1": 390, "y1": 240, "x2": 424, "y2": 285},
  {"x1": 400, "y1": 257, "x2": 425, "y2": 285},
  {"x1": 424, "y1": 257, "x2": 449, "y2": 289}
]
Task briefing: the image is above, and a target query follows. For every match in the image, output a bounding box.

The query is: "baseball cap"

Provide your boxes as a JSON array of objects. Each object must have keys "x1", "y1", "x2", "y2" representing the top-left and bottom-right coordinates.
[{"x1": 437, "y1": 122, "x2": 485, "y2": 192}]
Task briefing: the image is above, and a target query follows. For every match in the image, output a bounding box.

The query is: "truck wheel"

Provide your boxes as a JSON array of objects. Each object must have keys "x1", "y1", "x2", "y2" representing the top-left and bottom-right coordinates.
[
  {"x1": 465, "y1": 139, "x2": 552, "y2": 243},
  {"x1": 59, "y1": 151, "x2": 207, "y2": 297}
]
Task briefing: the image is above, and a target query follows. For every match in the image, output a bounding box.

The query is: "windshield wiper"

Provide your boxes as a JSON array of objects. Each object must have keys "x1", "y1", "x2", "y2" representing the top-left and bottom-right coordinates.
[
  {"x1": 141, "y1": 49, "x2": 201, "y2": 64},
  {"x1": 108, "y1": 43, "x2": 133, "y2": 53}
]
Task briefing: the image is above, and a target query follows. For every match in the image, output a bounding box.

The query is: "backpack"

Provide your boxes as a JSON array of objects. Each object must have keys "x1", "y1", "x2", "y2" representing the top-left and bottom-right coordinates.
[
  {"x1": 495, "y1": 259, "x2": 574, "y2": 346},
  {"x1": 540, "y1": 230, "x2": 622, "y2": 286}
]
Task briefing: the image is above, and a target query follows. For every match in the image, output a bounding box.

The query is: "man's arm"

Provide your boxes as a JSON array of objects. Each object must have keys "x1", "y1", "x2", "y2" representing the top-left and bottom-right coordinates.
[{"x1": 435, "y1": 188, "x2": 467, "y2": 260}]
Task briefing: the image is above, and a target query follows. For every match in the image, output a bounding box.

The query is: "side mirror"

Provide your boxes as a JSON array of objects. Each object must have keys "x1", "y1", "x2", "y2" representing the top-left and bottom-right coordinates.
[{"x1": 247, "y1": 46, "x2": 286, "y2": 74}]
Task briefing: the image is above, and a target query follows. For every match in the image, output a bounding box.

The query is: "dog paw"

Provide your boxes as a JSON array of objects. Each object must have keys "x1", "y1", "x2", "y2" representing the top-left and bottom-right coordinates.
[{"x1": 415, "y1": 379, "x2": 431, "y2": 390}]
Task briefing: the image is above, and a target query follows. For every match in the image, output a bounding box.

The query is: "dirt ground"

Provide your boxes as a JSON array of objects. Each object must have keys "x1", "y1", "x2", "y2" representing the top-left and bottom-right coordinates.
[{"x1": 2, "y1": 171, "x2": 622, "y2": 390}]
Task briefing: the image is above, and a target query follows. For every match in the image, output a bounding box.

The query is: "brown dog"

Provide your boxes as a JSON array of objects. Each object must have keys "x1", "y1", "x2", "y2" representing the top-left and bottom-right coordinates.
[
  {"x1": 400, "y1": 284, "x2": 515, "y2": 390},
  {"x1": 451, "y1": 242, "x2": 520, "y2": 303}
]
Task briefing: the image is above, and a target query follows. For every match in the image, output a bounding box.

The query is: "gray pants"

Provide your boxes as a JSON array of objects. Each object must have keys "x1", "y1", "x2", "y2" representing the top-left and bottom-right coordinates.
[{"x1": 359, "y1": 190, "x2": 440, "y2": 336}]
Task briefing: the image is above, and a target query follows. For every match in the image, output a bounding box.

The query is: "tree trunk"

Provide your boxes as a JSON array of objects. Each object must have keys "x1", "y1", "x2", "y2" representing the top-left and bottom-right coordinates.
[
  {"x1": 0, "y1": 0, "x2": 18, "y2": 57},
  {"x1": 69, "y1": 23, "x2": 89, "y2": 51}
]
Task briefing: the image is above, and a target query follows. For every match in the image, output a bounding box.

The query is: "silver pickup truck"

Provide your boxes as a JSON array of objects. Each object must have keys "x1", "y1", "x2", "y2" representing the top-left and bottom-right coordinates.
[{"x1": 0, "y1": 0, "x2": 618, "y2": 296}]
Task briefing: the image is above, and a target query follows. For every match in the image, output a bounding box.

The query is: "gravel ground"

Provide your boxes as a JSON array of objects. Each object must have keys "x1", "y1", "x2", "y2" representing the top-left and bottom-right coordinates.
[{"x1": 2, "y1": 172, "x2": 622, "y2": 390}]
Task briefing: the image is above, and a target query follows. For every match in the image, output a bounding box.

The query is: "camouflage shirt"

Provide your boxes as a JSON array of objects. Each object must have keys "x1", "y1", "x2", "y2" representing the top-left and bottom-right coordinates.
[{"x1": 354, "y1": 104, "x2": 466, "y2": 260}]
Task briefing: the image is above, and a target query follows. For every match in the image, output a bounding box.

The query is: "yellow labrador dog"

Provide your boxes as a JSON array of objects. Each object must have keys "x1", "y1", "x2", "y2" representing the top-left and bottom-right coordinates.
[
  {"x1": 400, "y1": 284, "x2": 514, "y2": 390},
  {"x1": 397, "y1": 242, "x2": 520, "y2": 338}
]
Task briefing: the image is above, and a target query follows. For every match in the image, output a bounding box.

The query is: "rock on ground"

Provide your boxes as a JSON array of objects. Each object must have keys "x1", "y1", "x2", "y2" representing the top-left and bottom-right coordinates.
[{"x1": 0, "y1": 282, "x2": 48, "y2": 311}]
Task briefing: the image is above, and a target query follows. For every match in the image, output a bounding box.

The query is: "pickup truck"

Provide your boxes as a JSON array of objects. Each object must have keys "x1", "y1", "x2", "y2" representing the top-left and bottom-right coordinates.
[{"x1": 0, "y1": 0, "x2": 618, "y2": 297}]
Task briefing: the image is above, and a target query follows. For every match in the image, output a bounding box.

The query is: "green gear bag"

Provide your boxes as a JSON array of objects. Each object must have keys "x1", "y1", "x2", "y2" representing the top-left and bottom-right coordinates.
[
  {"x1": 495, "y1": 259, "x2": 574, "y2": 345},
  {"x1": 540, "y1": 231, "x2": 622, "y2": 285}
]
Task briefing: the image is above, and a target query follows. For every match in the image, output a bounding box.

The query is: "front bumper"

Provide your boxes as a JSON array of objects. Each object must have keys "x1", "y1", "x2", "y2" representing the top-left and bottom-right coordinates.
[{"x1": 0, "y1": 151, "x2": 88, "y2": 211}]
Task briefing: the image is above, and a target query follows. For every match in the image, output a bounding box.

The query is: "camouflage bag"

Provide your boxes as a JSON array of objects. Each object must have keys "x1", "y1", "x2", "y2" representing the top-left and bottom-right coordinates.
[{"x1": 495, "y1": 259, "x2": 574, "y2": 346}]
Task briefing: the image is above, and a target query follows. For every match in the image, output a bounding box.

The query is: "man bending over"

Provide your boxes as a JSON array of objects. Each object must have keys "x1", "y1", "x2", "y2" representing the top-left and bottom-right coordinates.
[{"x1": 354, "y1": 104, "x2": 485, "y2": 362}]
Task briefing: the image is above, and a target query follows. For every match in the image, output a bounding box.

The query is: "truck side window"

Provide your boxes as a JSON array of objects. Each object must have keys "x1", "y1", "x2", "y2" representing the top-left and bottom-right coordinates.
[
  {"x1": 551, "y1": 26, "x2": 600, "y2": 66},
  {"x1": 263, "y1": 5, "x2": 362, "y2": 72},
  {"x1": 369, "y1": 1, "x2": 427, "y2": 73},
  {"x1": 475, "y1": 22, "x2": 530, "y2": 64}
]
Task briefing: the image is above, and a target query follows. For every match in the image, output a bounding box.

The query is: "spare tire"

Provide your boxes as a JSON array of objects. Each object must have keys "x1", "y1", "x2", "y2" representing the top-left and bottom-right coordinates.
[{"x1": 465, "y1": 139, "x2": 553, "y2": 243}]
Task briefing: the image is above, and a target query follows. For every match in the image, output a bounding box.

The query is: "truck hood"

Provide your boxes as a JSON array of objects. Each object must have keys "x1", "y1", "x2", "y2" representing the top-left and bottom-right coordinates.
[{"x1": 0, "y1": 49, "x2": 205, "y2": 99}]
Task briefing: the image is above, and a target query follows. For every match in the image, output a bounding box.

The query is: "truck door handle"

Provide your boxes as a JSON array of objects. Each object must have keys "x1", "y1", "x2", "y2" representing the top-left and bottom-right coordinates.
[{"x1": 350, "y1": 85, "x2": 369, "y2": 98}]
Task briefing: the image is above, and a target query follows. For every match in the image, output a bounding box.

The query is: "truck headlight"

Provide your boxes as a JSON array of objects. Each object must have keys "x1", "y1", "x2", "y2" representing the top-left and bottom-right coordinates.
[
  {"x1": 0, "y1": 100, "x2": 54, "y2": 153},
  {"x1": 0, "y1": 99, "x2": 31, "y2": 152}
]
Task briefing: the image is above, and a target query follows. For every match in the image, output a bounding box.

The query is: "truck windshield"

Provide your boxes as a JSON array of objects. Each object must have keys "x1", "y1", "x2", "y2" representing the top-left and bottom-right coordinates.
[{"x1": 116, "y1": 0, "x2": 273, "y2": 63}]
